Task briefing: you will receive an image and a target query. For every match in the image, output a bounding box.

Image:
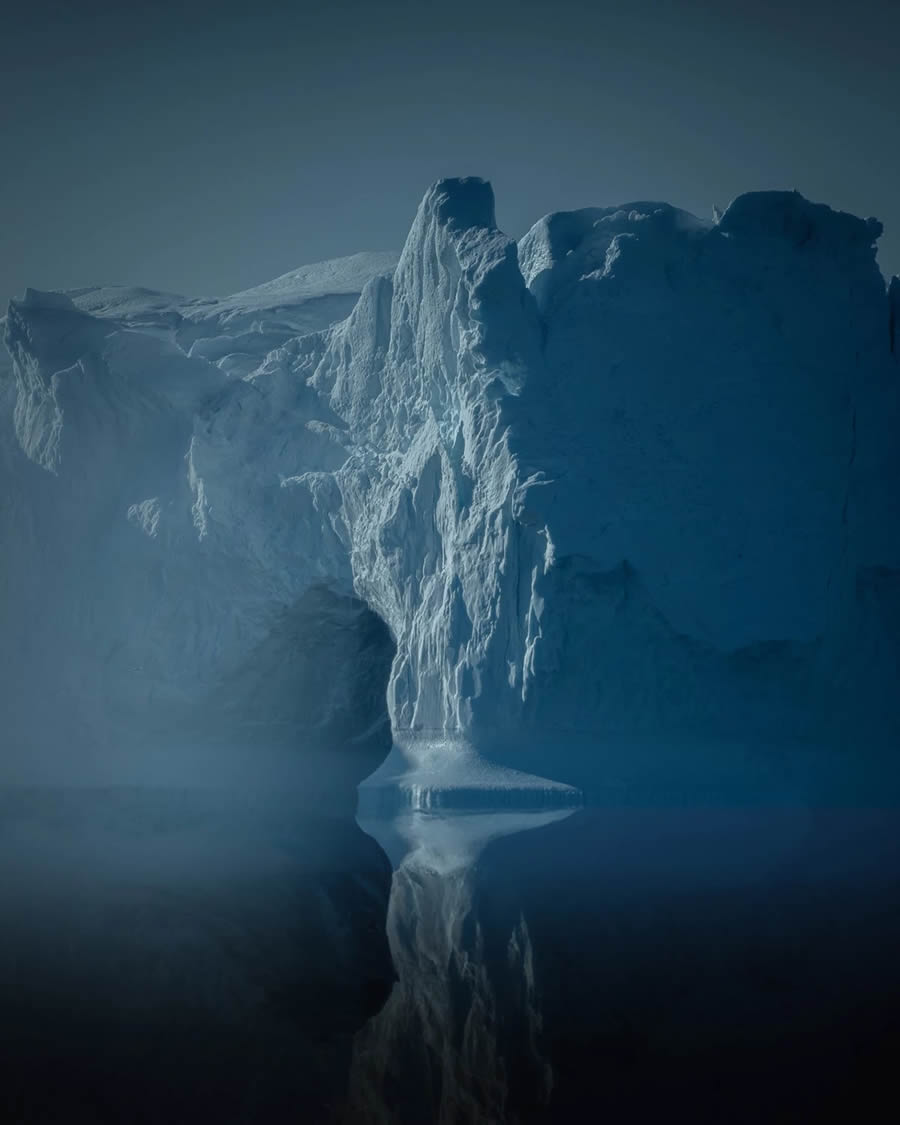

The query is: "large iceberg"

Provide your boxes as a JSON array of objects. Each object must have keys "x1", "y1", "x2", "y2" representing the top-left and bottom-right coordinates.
[{"x1": 2, "y1": 179, "x2": 898, "y2": 800}]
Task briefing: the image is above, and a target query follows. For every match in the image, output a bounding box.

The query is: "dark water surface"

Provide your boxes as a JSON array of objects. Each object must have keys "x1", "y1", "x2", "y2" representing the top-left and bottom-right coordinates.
[
  {"x1": 352, "y1": 801, "x2": 900, "y2": 1124},
  {"x1": 2, "y1": 787, "x2": 898, "y2": 1123}
]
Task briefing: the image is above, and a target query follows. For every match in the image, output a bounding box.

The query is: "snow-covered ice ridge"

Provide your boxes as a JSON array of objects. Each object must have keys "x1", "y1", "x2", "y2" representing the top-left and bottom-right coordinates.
[{"x1": 3, "y1": 179, "x2": 899, "y2": 796}]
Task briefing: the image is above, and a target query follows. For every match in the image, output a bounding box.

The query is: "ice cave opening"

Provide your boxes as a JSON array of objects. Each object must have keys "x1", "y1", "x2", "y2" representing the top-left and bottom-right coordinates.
[{"x1": 208, "y1": 585, "x2": 397, "y2": 802}]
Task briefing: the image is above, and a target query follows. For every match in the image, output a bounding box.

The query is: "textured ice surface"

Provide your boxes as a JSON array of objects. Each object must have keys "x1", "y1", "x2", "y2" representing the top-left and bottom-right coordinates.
[
  {"x1": 358, "y1": 737, "x2": 582, "y2": 813},
  {"x1": 2, "y1": 179, "x2": 899, "y2": 799}
]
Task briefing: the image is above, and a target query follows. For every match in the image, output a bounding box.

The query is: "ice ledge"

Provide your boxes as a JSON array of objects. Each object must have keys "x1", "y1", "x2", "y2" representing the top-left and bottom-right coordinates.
[{"x1": 357, "y1": 735, "x2": 583, "y2": 813}]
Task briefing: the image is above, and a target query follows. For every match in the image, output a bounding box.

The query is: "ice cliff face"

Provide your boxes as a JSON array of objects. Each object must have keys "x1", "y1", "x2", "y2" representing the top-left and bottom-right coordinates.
[{"x1": 2, "y1": 180, "x2": 898, "y2": 795}]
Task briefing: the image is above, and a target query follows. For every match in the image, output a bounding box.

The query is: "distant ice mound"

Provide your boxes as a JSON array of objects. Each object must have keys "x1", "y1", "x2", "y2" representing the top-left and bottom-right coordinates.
[{"x1": 2, "y1": 180, "x2": 898, "y2": 798}]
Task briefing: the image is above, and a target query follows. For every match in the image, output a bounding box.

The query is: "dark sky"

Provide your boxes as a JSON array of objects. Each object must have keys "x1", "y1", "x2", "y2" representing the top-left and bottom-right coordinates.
[{"x1": 2, "y1": 0, "x2": 898, "y2": 308}]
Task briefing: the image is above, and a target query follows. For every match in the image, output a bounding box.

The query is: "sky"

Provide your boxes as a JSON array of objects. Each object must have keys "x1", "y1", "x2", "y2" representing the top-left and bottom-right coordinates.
[{"x1": 2, "y1": 0, "x2": 898, "y2": 309}]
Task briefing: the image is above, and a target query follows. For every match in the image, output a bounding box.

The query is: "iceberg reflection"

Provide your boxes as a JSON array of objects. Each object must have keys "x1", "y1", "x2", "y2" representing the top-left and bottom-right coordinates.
[{"x1": 350, "y1": 800, "x2": 578, "y2": 1123}]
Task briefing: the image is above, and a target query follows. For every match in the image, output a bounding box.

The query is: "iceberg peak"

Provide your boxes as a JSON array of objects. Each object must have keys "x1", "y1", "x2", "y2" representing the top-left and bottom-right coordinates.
[{"x1": 422, "y1": 176, "x2": 497, "y2": 232}]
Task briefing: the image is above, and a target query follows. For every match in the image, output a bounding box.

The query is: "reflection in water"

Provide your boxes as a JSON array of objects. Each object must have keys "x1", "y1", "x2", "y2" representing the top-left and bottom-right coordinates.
[
  {"x1": 4, "y1": 784, "x2": 898, "y2": 1122},
  {"x1": 354, "y1": 800, "x2": 900, "y2": 1124},
  {"x1": 349, "y1": 805, "x2": 576, "y2": 1124}
]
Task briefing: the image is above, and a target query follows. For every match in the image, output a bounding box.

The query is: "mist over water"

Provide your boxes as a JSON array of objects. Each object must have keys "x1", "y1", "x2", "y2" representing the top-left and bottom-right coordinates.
[
  {"x1": 0, "y1": 780, "x2": 394, "y2": 1122},
  {"x1": 1, "y1": 753, "x2": 898, "y2": 1122}
]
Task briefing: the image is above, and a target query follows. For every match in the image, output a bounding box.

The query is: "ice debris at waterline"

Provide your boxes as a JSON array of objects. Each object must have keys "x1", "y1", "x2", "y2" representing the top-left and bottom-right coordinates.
[
  {"x1": 357, "y1": 738, "x2": 582, "y2": 813},
  {"x1": 2, "y1": 178, "x2": 899, "y2": 799}
]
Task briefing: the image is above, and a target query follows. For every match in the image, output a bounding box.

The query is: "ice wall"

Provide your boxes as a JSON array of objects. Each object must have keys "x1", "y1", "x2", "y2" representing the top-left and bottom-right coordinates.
[{"x1": 2, "y1": 181, "x2": 898, "y2": 795}]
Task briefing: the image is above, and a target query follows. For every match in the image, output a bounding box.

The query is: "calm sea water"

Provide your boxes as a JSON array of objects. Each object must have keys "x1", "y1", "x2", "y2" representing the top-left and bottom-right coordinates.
[
  {"x1": 352, "y1": 800, "x2": 900, "y2": 1123},
  {"x1": 2, "y1": 787, "x2": 898, "y2": 1122}
]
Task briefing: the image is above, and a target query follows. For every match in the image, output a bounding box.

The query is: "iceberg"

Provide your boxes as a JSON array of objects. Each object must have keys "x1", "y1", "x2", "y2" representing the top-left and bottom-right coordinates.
[{"x1": 2, "y1": 179, "x2": 898, "y2": 801}]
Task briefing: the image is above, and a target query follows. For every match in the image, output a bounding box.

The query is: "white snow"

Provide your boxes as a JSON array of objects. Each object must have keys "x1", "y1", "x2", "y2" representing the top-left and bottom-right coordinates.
[{"x1": 2, "y1": 180, "x2": 898, "y2": 800}]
